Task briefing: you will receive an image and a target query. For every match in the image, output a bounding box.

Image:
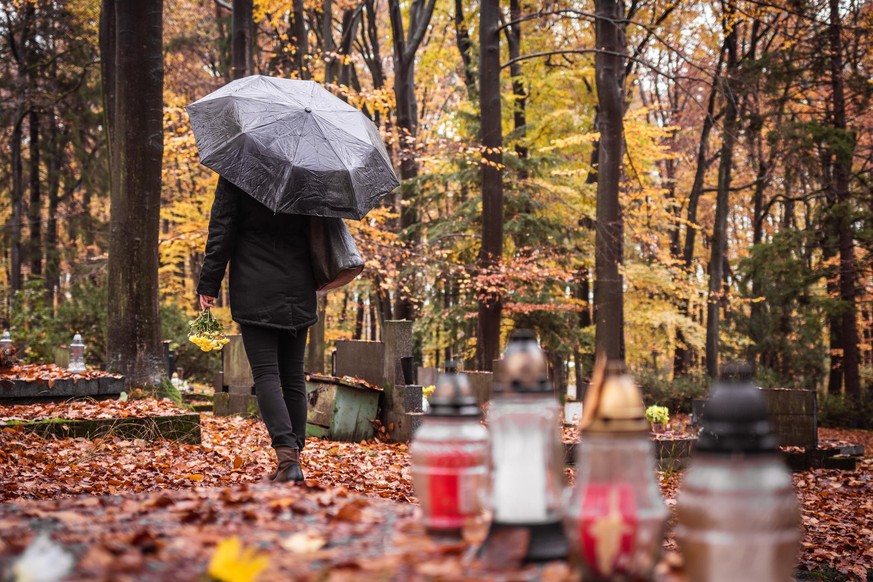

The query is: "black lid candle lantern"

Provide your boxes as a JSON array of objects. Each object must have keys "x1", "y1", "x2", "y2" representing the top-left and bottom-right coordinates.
[{"x1": 675, "y1": 362, "x2": 801, "y2": 582}]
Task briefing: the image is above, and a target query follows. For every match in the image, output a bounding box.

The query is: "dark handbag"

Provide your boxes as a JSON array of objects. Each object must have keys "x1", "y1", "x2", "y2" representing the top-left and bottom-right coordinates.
[{"x1": 308, "y1": 216, "x2": 364, "y2": 292}]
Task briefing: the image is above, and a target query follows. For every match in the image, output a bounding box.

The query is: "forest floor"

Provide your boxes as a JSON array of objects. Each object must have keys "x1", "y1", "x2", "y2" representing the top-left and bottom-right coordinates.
[{"x1": 0, "y1": 398, "x2": 870, "y2": 580}]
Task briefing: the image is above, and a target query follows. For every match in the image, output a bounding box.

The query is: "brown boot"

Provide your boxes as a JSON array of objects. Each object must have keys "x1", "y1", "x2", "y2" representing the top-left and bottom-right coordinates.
[{"x1": 271, "y1": 447, "x2": 304, "y2": 483}]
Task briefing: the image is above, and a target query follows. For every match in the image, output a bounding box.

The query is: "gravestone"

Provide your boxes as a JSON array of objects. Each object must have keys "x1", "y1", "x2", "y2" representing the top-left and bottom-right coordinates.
[
  {"x1": 760, "y1": 388, "x2": 817, "y2": 450},
  {"x1": 417, "y1": 366, "x2": 437, "y2": 388},
  {"x1": 0, "y1": 373, "x2": 124, "y2": 404},
  {"x1": 466, "y1": 371, "x2": 494, "y2": 405},
  {"x1": 213, "y1": 335, "x2": 257, "y2": 417},
  {"x1": 693, "y1": 387, "x2": 817, "y2": 451},
  {"x1": 381, "y1": 321, "x2": 412, "y2": 391},
  {"x1": 223, "y1": 335, "x2": 254, "y2": 391},
  {"x1": 334, "y1": 340, "x2": 385, "y2": 387},
  {"x1": 379, "y1": 321, "x2": 416, "y2": 441}
]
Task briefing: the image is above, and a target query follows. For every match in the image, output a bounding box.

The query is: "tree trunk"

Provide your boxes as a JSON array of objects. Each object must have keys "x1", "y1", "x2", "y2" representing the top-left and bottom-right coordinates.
[
  {"x1": 106, "y1": 0, "x2": 164, "y2": 386},
  {"x1": 322, "y1": 0, "x2": 337, "y2": 83},
  {"x1": 593, "y1": 0, "x2": 627, "y2": 361},
  {"x1": 673, "y1": 49, "x2": 723, "y2": 377},
  {"x1": 387, "y1": 0, "x2": 434, "y2": 321},
  {"x1": 292, "y1": 0, "x2": 309, "y2": 79},
  {"x1": 27, "y1": 111, "x2": 42, "y2": 278},
  {"x1": 827, "y1": 0, "x2": 860, "y2": 399},
  {"x1": 99, "y1": 0, "x2": 117, "y2": 200},
  {"x1": 362, "y1": 0, "x2": 385, "y2": 90},
  {"x1": 476, "y1": 0, "x2": 503, "y2": 372},
  {"x1": 10, "y1": 115, "x2": 25, "y2": 293},
  {"x1": 44, "y1": 115, "x2": 62, "y2": 306},
  {"x1": 747, "y1": 123, "x2": 768, "y2": 365},
  {"x1": 9, "y1": 4, "x2": 34, "y2": 293},
  {"x1": 705, "y1": 1, "x2": 739, "y2": 379},
  {"x1": 369, "y1": 293, "x2": 378, "y2": 340},
  {"x1": 506, "y1": 0, "x2": 528, "y2": 176},
  {"x1": 232, "y1": 0, "x2": 254, "y2": 79},
  {"x1": 337, "y1": 8, "x2": 360, "y2": 89},
  {"x1": 547, "y1": 350, "x2": 565, "y2": 403},
  {"x1": 307, "y1": 295, "x2": 326, "y2": 373},
  {"x1": 453, "y1": 0, "x2": 477, "y2": 102},
  {"x1": 354, "y1": 294, "x2": 365, "y2": 339}
]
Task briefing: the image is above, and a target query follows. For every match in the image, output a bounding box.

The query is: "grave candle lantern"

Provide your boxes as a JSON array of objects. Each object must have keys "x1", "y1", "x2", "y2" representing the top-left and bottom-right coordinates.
[
  {"x1": 675, "y1": 362, "x2": 801, "y2": 582},
  {"x1": 565, "y1": 359, "x2": 668, "y2": 581},
  {"x1": 0, "y1": 331, "x2": 12, "y2": 351},
  {"x1": 68, "y1": 333, "x2": 86, "y2": 373},
  {"x1": 480, "y1": 329, "x2": 567, "y2": 562},
  {"x1": 410, "y1": 360, "x2": 489, "y2": 536}
]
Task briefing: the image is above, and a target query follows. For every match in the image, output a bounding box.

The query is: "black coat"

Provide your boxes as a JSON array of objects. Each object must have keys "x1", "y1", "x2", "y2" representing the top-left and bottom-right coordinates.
[{"x1": 197, "y1": 177, "x2": 318, "y2": 332}]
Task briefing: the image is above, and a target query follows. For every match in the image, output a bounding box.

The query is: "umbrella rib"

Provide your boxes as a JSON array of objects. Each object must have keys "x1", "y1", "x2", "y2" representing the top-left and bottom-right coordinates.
[
  {"x1": 309, "y1": 115, "x2": 360, "y2": 213},
  {"x1": 314, "y1": 115, "x2": 395, "y2": 181}
]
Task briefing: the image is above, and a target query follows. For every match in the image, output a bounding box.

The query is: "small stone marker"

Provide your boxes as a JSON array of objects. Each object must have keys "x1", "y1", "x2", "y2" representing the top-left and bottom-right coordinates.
[{"x1": 213, "y1": 335, "x2": 258, "y2": 417}]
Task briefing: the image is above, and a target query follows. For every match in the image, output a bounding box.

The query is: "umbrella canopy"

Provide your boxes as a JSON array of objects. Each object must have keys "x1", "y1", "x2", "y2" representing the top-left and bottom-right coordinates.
[{"x1": 186, "y1": 75, "x2": 399, "y2": 220}]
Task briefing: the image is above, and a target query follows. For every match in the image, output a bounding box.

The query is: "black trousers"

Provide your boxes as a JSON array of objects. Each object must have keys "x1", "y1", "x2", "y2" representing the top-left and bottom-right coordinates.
[{"x1": 240, "y1": 324, "x2": 308, "y2": 450}]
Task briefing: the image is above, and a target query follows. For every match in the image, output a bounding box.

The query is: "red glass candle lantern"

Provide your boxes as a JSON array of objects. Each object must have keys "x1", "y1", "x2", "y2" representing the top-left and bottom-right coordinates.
[
  {"x1": 565, "y1": 359, "x2": 668, "y2": 580},
  {"x1": 410, "y1": 361, "x2": 489, "y2": 536}
]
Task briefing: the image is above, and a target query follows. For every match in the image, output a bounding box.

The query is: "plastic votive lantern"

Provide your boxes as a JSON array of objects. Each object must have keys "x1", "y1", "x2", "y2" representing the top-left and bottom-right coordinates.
[
  {"x1": 565, "y1": 360, "x2": 668, "y2": 581},
  {"x1": 68, "y1": 333, "x2": 86, "y2": 373},
  {"x1": 480, "y1": 329, "x2": 568, "y2": 562},
  {"x1": 675, "y1": 362, "x2": 801, "y2": 582},
  {"x1": 0, "y1": 331, "x2": 12, "y2": 350},
  {"x1": 410, "y1": 361, "x2": 489, "y2": 536}
]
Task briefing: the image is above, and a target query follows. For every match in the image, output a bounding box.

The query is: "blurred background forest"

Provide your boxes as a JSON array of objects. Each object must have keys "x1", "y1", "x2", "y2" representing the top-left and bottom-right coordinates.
[{"x1": 1, "y1": 0, "x2": 871, "y2": 422}]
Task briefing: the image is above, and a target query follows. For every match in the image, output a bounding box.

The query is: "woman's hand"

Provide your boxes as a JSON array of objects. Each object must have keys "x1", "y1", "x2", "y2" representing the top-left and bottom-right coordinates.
[{"x1": 199, "y1": 294, "x2": 216, "y2": 310}]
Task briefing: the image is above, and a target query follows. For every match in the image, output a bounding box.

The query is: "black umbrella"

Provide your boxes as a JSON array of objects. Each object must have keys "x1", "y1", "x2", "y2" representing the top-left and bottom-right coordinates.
[{"x1": 186, "y1": 75, "x2": 399, "y2": 220}]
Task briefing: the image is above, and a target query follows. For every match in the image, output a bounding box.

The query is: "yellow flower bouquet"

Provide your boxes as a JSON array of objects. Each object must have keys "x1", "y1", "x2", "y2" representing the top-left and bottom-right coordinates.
[{"x1": 188, "y1": 309, "x2": 230, "y2": 352}]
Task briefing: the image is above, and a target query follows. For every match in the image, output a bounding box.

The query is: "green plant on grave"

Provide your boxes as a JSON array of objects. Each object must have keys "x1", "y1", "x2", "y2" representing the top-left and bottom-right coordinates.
[{"x1": 645, "y1": 405, "x2": 670, "y2": 427}]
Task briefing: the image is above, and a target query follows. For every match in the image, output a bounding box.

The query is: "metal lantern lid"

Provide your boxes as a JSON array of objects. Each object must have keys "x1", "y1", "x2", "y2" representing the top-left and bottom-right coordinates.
[
  {"x1": 0, "y1": 331, "x2": 11, "y2": 344},
  {"x1": 428, "y1": 360, "x2": 480, "y2": 417},
  {"x1": 583, "y1": 360, "x2": 649, "y2": 433},
  {"x1": 495, "y1": 329, "x2": 551, "y2": 393},
  {"x1": 71, "y1": 333, "x2": 84, "y2": 346},
  {"x1": 697, "y1": 362, "x2": 778, "y2": 454}
]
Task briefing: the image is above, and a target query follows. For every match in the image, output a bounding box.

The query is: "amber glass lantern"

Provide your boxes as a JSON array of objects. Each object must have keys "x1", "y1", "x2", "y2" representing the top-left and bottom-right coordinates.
[
  {"x1": 479, "y1": 329, "x2": 567, "y2": 562},
  {"x1": 410, "y1": 361, "x2": 489, "y2": 537},
  {"x1": 565, "y1": 360, "x2": 668, "y2": 580}
]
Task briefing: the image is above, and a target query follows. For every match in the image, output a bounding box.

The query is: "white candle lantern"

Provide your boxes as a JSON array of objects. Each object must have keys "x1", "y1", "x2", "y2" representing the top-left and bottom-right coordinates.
[
  {"x1": 480, "y1": 329, "x2": 567, "y2": 562},
  {"x1": 68, "y1": 333, "x2": 86, "y2": 373}
]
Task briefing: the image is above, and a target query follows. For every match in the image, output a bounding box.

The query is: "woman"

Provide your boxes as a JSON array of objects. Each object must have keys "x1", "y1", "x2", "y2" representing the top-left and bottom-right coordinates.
[{"x1": 197, "y1": 176, "x2": 317, "y2": 483}]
